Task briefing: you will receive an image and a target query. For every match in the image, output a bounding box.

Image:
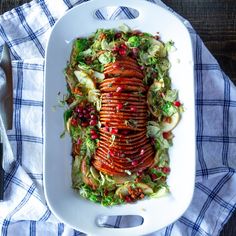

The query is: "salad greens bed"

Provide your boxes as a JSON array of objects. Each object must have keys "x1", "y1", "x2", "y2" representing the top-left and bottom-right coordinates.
[{"x1": 63, "y1": 25, "x2": 183, "y2": 206}]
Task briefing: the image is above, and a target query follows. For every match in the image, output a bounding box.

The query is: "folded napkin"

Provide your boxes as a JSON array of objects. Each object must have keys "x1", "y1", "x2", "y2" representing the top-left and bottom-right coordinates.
[{"x1": 0, "y1": 0, "x2": 236, "y2": 235}]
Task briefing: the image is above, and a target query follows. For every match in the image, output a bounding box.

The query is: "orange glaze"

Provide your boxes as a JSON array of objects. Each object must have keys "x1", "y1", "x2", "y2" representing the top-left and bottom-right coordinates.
[{"x1": 92, "y1": 56, "x2": 154, "y2": 176}]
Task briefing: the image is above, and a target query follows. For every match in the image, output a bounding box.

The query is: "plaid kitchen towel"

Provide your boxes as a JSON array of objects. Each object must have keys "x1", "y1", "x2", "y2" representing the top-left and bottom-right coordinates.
[{"x1": 0, "y1": 0, "x2": 236, "y2": 235}]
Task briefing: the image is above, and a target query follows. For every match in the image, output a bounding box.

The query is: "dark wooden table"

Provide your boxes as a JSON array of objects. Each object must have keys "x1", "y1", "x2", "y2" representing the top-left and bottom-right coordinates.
[{"x1": 1, "y1": 0, "x2": 236, "y2": 235}]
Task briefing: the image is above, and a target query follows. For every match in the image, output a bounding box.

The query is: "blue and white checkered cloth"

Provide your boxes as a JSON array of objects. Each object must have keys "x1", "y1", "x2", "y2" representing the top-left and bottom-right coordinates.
[{"x1": 0, "y1": 0, "x2": 235, "y2": 235}]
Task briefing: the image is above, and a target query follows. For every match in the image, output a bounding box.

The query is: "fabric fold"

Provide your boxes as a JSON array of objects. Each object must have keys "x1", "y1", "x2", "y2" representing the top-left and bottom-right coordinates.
[{"x1": 0, "y1": 0, "x2": 235, "y2": 235}]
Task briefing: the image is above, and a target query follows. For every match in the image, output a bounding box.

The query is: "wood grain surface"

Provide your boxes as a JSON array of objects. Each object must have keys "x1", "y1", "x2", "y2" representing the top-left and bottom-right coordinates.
[{"x1": 1, "y1": 0, "x2": 236, "y2": 235}]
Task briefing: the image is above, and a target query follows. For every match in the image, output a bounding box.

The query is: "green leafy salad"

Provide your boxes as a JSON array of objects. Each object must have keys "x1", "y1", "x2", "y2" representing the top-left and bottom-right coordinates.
[{"x1": 63, "y1": 25, "x2": 183, "y2": 206}]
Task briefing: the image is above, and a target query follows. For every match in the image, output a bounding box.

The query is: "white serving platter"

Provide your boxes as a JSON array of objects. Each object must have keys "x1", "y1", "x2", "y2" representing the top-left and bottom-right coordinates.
[{"x1": 44, "y1": 0, "x2": 195, "y2": 235}]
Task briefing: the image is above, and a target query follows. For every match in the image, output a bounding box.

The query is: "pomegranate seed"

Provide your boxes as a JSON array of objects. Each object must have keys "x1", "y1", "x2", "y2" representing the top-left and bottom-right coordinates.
[
  {"x1": 116, "y1": 103, "x2": 123, "y2": 110},
  {"x1": 71, "y1": 118, "x2": 78, "y2": 127},
  {"x1": 90, "y1": 129, "x2": 96, "y2": 135},
  {"x1": 118, "y1": 48, "x2": 127, "y2": 56},
  {"x1": 120, "y1": 44, "x2": 127, "y2": 49},
  {"x1": 103, "y1": 126, "x2": 109, "y2": 132},
  {"x1": 137, "y1": 170, "x2": 143, "y2": 176},
  {"x1": 125, "y1": 196, "x2": 132, "y2": 203},
  {"x1": 130, "y1": 106, "x2": 137, "y2": 112},
  {"x1": 109, "y1": 149, "x2": 115, "y2": 157},
  {"x1": 115, "y1": 32, "x2": 122, "y2": 39},
  {"x1": 107, "y1": 92, "x2": 113, "y2": 97},
  {"x1": 83, "y1": 109, "x2": 88, "y2": 114},
  {"x1": 162, "y1": 132, "x2": 170, "y2": 139},
  {"x1": 81, "y1": 121, "x2": 89, "y2": 127},
  {"x1": 140, "y1": 148, "x2": 144, "y2": 155},
  {"x1": 140, "y1": 66, "x2": 145, "y2": 70},
  {"x1": 89, "y1": 120, "x2": 98, "y2": 126},
  {"x1": 77, "y1": 138, "x2": 82, "y2": 145},
  {"x1": 113, "y1": 46, "x2": 120, "y2": 52},
  {"x1": 132, "y1": 160, "x2": 138, "y2": 166},
  {"x1": 84, "y1": 113, "x2": 90, "y2": 119},
  {"x1": 116, "y1": 85, "x2": 125, "y2": 92},
  {"x1": 112, "y1": 63, "x2": 120, "y2": 69},
  {"x1": 151, "y1": 173, "x2": 157, "y2": 181},
  {"x1": 76, "y1": 106, "x2": 83, "y2": 113},
  {"x1": 162, "y1": 166, "x2": 170, "y2": 174},
  {"x1": 111, "y1": 128, "x2": 118, "y2": 134},
  {"x1": 174, "y1": 101, "x2": 181, "y2": 107},
  {"x1": 121, "y1": 130, "x2": 129, "y2": 135},
  {"x1": 91, "y1": 133, "x2": 99, "y2": 140},
  {"x1": 90, "y1": 114, "x2": 97, "y2": 120},
  {"x1": 90, "y1": 108, "x2": 96, "y2": 113},
  {"x1": 78, "y1": 113, "x2": 84, "y2": 118}
]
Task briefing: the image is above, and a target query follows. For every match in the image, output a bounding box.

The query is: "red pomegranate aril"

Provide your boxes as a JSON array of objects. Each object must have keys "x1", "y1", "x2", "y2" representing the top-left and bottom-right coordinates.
[
  {"x1": 137, "y1": 170, "x2": 143, "y2": 176},
  {"x1": 162, "y1": 166, "x2": 170, "y2": 174},
  {"x1": 81, "y1": 121, "x2": 89, "y2": 127},
  {"x1": 84, "y1": 113, "x2": 90, "y2": 119},
  {"x1": 116, "y1": 85, "x2": 125, "y2": 93},
  {"x1": 163, "y1": 132, "x2": 170, "y2": 139},
  {"x1": 151, "y1": 173, "x2": 157, "y2": 181},
  {"x1": 125, "y1": 196, "x2": 132, "y2": 203},
  {"x1": 91, "y1": 133, "x2": 99, "y2": 140},
  {"x1": 113, "y1": 46, "x2": 120, "y2": 52},
  {"x1": 132, "y1": 160, "x2": 139, "y2": 166},
  {"x1": 77, "y1": 106, "x2": 83, "y2": 113},
  {"x1": 115, "y1": 32, "x2": 122, "y2": 39},
  {"x1": 90, "y1": 108, "x2": 96, "y2": 113},
  {"x1": 116, "y1": 103, "x2": 123, "y2": 110},
  {"x1": 83, "y1": 109, "x2": 88, "y2": 114},
  {"x1": 78, "y1": 113, "x2": 84, "y2": 118},
  {"x1": 120, "y1": 43, "x2": 127, "y2": 49},
  {"x1": 118, "y1": 48, "x2": 127, "y2": 56},
  {"x1": 112, "y1": 63, "x2": 120, "y2": 69},
  {"x1": 109, "y1": 92, "x2": 114, "y2": 97},
  {"x1": 90, "y1": 114, "x2": 97, "y2": 120},
  {"x1": 130, "y1": 106, "x2": 137, "y2": 112},
  {"x1": 77, "y1": 138, "x2": 82, "y2": 145},
  {"x1": 140, "y1": 148, "x2": 144, "y2": 155},
  {"x1": 90, "y1": 120, "x2": 98, "y2": 126},
  {"x1": 109, "y1": 149, "x2": 115, "y2": 157},
  {"x1": 71, "y1": 118, "x2": 78, "y2": 127},
  {"x1": 174, "y1": 101, "x2": 181, "y2": 107},
  {"x1": 104, "y1": 126, "x2": 109, "y2": 132},
  {"x1": 111, "y1": 128, "x2": 119, "y2": 134},
  {"x1": 90, "y1": 129, "x2": 97, "y2": 135},
  {"x1": 121, "y1": 130, "x2": 129, "y2": 135}
]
